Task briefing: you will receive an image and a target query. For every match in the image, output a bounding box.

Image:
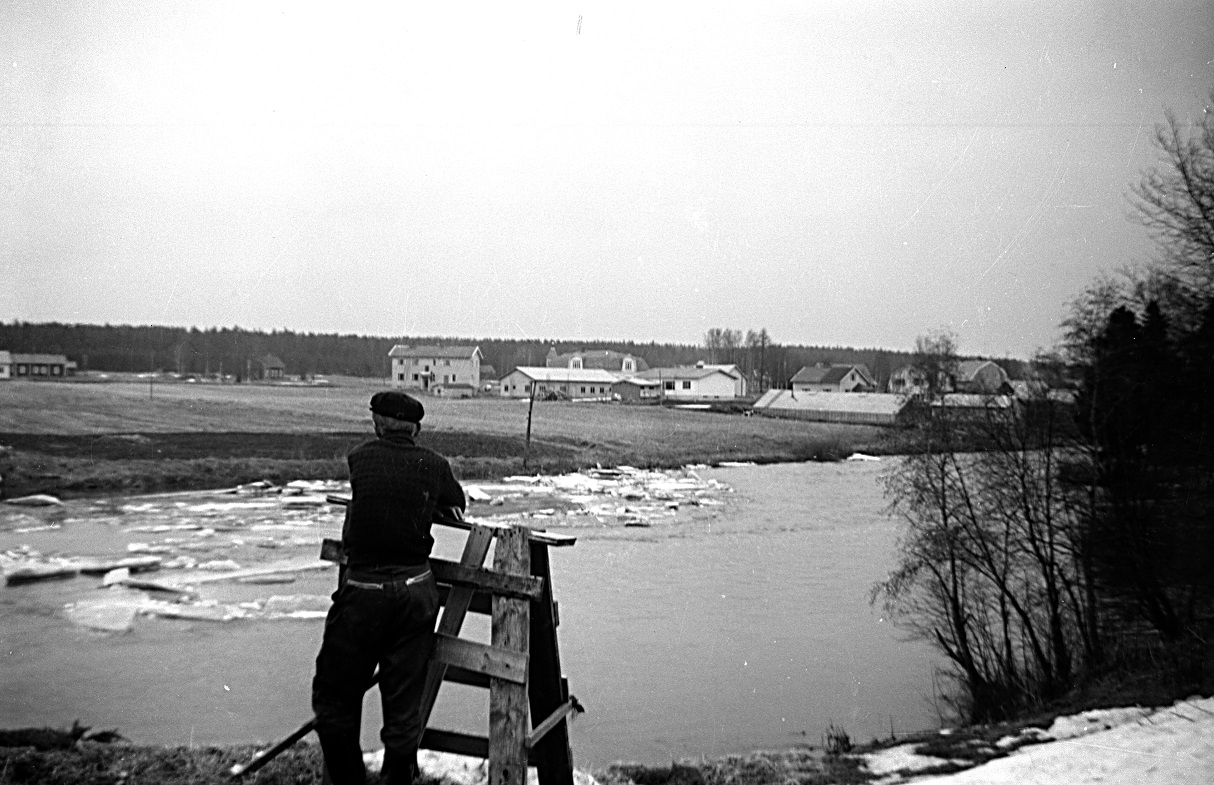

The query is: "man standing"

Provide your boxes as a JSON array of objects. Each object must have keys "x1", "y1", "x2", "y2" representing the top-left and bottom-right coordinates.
[{"x1": 313, "y1": 391, "x2": 465, "y2": 785}]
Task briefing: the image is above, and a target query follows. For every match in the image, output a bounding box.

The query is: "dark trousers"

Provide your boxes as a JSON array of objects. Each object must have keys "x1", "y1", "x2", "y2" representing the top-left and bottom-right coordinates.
[{"x1": 312, "y1": 565, "x2": 440, "y2": 785}]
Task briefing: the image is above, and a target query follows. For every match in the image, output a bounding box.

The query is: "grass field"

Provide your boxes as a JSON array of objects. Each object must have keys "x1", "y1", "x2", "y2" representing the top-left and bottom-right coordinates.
[{"x1": 0, "y1": 378, "x2": 893, "y2": 497}]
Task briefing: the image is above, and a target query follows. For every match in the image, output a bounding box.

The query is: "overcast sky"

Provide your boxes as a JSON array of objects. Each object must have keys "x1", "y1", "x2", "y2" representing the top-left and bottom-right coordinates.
[{"x1": 3, "y1": 1, "x2": 1211, "y2": 357}]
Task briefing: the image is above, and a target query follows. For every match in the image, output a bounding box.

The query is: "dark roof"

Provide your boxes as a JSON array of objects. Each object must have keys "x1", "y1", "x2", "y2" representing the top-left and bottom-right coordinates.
[
  {"x1": 791, "y1": 364, "x2": 874, "y2": 386},
  {"x1": 636, "y1": 366, "x2": 730, "y2": 382},
  {"x1": 8, "y1": 353, "x2": 69, "y2": 364},
  {"x1": 546, "y1": 349, "x2": 648, "y2": 371},
  {"x1": 480, "y1": 364, "x2": 497, "y2": 378},
  {"x1": 389, "y1": 345, "x2": 480, "y2": 359},
  {"x1": 260, "y1": 354, "x2": 285, "y2": 369}
]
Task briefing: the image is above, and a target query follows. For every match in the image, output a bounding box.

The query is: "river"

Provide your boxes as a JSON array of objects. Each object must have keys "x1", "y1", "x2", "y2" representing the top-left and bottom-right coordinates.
[{"x1": 0, "y1": 460, "x2": 939, "y2": 767}]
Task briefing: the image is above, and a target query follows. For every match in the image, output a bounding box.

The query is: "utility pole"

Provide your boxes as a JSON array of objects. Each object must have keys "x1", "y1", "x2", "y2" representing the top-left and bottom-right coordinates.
[
  {"x1": 149, "y1": 351, "x2": 155, "y2": 400},
  {"x1": 523, "y1": 378, "x2": 537, "y2": 470}
]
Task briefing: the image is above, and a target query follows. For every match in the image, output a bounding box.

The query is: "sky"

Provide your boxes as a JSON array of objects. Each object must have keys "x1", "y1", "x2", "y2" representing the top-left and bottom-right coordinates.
[{"x1": 3, "y1": 1, "x2": 1212, "y2": 358}]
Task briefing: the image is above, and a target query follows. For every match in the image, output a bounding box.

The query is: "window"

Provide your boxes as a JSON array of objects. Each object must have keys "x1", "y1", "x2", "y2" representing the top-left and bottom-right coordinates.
[
  {"x1": 682, "y1": 381, "x2": 692, "y2": 390},
  {"x1": 398, "y1": 373, "x2": 405, "y2": 381},
  {"x1": 443, "y1": 375, "x2": 449, "y2": 383},
  {"x1": 424, "y1": 365, "x2": 430, "y2": 372},
  {"x1": 524, "y1": 383, "x2": 532, "y2": 392},
  {"x1": 412, "y1": 374, "x2": 419, "y2": 381},
  {"x1": 623, "y1": 358, "x2": 634, "y2": 372},
  {"x1": 444, "y1": 360, "x2": 451, "y2": 366},
  {"x1": 572, "y1": 358, "x2": 582, "y2": 369},
  {"x1": 664, "y1": 381, "x2": 675, "y2": 390},
  {"x1": 580, "y1": 386, "x2": 586, "y2": 393}
]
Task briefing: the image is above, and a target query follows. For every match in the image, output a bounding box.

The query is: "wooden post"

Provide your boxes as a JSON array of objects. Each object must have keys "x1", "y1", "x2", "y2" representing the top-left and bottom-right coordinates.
[
  {"x1": 528, "y1": 541, "x2": 575, "y2": 785},
  {"x1": 489, "y1": 526, "x2": 530, "y2": 785},
  {"x1": 523, "y1": 383, "x2": 537, "y2": 470}
]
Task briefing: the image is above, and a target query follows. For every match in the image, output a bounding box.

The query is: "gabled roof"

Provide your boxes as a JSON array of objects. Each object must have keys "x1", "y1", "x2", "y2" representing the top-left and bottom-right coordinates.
[
  {"x1": 636, "y1": 366, "x2": 731, "y2": 382},
  {"x1": 791, "y1": 364, "x2": 874, "y2": 386},
  {"x1": 261, "y1": 354, "x2": 285, "y2": 369},
  {"x1": 9, "y1": 353, "x2": 69, "y2": 364},
  {"x1": 613, "y1": 376, "x2": 661, "y2": 388},
  {"x1": 505, "y1": 367, "x2": 621, "y2": 384},
  {"x1": 480, "y1": 364, "x2": 497, "y2": 379},
  {"x1": 389, "y1": 345, "x2": 481, "y2": 360}
]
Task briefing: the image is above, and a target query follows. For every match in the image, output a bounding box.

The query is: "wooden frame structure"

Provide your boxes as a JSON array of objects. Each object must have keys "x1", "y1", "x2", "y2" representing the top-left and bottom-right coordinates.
[
  {"x1": 230, "y1": 511, "x2": 580, "y2": 785},
  {"x1": 418, "y1": 517, "x2": 580, "y2": 785}
]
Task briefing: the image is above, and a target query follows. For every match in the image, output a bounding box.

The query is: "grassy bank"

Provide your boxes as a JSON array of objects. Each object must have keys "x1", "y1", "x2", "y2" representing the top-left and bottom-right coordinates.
[{"x1": 0, "y1": 379, "x2": 893, "y2": 498}]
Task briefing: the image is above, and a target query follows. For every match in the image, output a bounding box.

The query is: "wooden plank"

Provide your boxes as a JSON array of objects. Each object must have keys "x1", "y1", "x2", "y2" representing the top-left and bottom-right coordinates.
[
  {"x1": 489, "y1": 525, "x2": 531, "y2": 785},
  {"x1": 527, "y1": 542, "x2": 576, "y2": 785},
  {"x1": 420, "y1": 729, "x2": 540, "y2": 766},
  {"x1": 419, "y1": 524, "x2": 495, "y2": 733},
  {"x1": 325, "y1": 495, "x2": 577, "y2": 546},
  {"x1": 442, "y1": 665, "x2": 491, "y2": 689},
  {"x1": 527, "y1": 698, "x2": 581, "y2": 749},
  {"x1": 431, "y1": 558, "x2": 544, "y2": 601},
  {"x1": 432, "y1": 634, "x2": 528, "y2": 685},
  {"x1": 438, "y1": 585, "x2": 492, "y2": 616}
]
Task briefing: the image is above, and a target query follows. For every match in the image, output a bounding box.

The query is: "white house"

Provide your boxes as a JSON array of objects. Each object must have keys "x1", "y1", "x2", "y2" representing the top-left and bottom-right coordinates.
[
  {"x1": 6, "y1": 353, "x2": 70, "y2": 379},
  {"x1": 636, "y1": 364, "x2": 740, "y2": 400},
  {"x1": 389, "y1": 345, "x2": 482, "y2": 393},
  {"x1": 790, "y1": 364, "x2": 876, "y2": 393},
  {"x1": 499, "y1": 367, "x2": 619, "y2": 399},
  {"x1": 699, "y1": 363, "x2": 747, "y2": 396},
  {"x1": 0, "y1": 351, "x2": 10, "y2": 380}
]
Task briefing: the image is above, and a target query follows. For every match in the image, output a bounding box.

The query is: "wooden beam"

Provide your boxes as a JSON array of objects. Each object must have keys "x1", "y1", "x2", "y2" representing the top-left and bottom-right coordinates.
[
  {"x1": 442, "y1": 665, "x2": 491, "y2": 689},
  {"x1": 432, "y1": 634, "x2": 528, "y2": 685},
  {"x1": 489, "y1": 525, "x2": 531, "y2": 785},
  {"x1": 527, "y1": 698, "x2": 581, "y2": 749},
  {"x1": 527, "y1": 541, "x2": 576, "y2": 785},
  {"x1": 431, "y1": 558, "x2": 544, "y2": 601},
  {"x1": 324, "y1": 496, "x2": 577, "y2": 546},
  {"x1": 437, "y1": 585, "x2": 492, "y2": 615},
  {"x1": 420, "y1": 729, "x2": 540, "y2": 766},
  {"x1": 418, "y1": 524, "x2": 494, "y2": 732}
]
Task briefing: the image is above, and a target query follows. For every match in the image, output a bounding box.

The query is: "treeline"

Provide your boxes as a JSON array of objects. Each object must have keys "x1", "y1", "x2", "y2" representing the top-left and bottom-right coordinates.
[
  {"x1": 876, "y1": 101, "x2": 1214, "y2": 724},
  {"x1": 0, "y1": 321, "x2": 1029, "y2": 391}
]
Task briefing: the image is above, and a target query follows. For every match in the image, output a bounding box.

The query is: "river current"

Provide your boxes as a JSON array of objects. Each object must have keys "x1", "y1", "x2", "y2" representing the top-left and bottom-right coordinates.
[{"x1": 0, "y1": 460, "x2": 938, "y2": 767}]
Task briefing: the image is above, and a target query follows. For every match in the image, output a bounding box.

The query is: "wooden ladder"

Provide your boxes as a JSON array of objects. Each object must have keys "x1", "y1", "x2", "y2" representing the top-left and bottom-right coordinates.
[{"x1": 417, "y1": 517, "x2": 580, "y2": 785}]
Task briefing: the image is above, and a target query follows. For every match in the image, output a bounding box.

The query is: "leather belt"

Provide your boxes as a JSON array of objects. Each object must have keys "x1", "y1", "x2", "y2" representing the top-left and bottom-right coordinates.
[{"x1": 346, "y1": 570, "x2": 432, "y2": 590}]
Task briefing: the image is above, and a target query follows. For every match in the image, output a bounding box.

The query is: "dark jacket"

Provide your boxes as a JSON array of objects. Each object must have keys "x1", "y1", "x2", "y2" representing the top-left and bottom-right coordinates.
[{"x1": 343, "y1": 431, "x2": 465, "y2": 567}]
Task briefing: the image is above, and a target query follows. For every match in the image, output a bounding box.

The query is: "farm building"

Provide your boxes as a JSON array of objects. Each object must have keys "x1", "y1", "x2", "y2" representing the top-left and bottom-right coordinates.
[
  {"x1": 259, "y1": 354, "x2": 286, "y2": 380},
  {"x1": 612, "y1": 376, "x2": 662, "y2": 403},
  {"x1": 389, "y1": 345, "x2": 482, "y2": 393},
  {"x1": 752, "y1": 389, "x2": 908, "y2": 426},
  {"x1": 3, "y1": 352, "x2": 71, "y2": 379},
  {"x1": 636, "y1": 363, "x2": 741, "y2": 400},
  {"x1": 889, "y1": 359, "x2": 1010, "y2": 396},
  {"x1": 499, "y1": 367, "x2": 618, "y2": 399},
  {"x1": 790, "y1": 363, "x2": 876, "y2": 393},
  {"x1": 545, "y1": 347, "x2": 647, "y2": 374}
]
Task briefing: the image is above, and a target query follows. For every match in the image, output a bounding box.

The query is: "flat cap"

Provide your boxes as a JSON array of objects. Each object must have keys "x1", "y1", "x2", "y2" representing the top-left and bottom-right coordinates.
[{"x1": 369, "y1": 391, "x2": 425, "y2": 423}]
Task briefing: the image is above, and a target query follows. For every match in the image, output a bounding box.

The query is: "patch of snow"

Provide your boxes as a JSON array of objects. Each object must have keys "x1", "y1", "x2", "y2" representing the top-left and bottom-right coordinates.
[
  {"x1": 863, "y1": 743, "x2": 957, "y2": 777},
  {"x1": 907, "y1": 696, "x2": 1214, "y2": 784}
]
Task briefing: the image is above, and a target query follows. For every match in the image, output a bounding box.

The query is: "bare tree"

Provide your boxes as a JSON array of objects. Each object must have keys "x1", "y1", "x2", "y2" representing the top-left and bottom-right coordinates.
[{"x1": 1130, "y1": 101, "x2": 1214, "y2": 305}]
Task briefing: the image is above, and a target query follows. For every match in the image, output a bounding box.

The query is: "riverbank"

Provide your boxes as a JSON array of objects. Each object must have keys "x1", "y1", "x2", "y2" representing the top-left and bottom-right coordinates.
[
  {"x1": 6, "y1": 694, "x2": 1212, "y2": 785},
  {"x1": 0, "y1": 378, "x2": 893, "y2": 499}
]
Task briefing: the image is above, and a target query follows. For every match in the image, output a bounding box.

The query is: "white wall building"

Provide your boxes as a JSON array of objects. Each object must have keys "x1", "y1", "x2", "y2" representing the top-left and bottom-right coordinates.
[
  {"x1": 637, "y1": 365, "x2": 740, "y2": 400},
  {"x1": 389, "y1": 345, "x2": 482, "y2": 393},
  {"x1": 499, "y1": 367, "x2": 619, "y2": 399}
]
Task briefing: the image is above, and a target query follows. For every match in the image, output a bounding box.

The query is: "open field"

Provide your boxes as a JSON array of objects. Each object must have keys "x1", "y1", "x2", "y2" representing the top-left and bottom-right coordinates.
[{"x1": 0, "y1": 378, "x2": 892, "y2": 497}]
